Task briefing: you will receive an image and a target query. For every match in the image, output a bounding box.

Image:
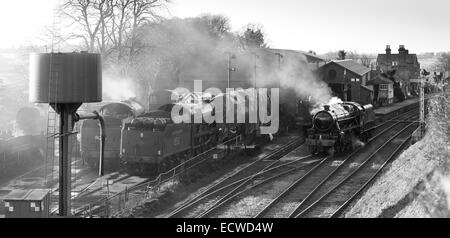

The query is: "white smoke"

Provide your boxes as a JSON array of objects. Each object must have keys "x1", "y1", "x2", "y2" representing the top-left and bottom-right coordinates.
[
  {"x1": 310, "y1": 96, "x2": 344, "y2": 115},
  {"x1": 102, "y1": 68, "x2": 137, "y2": 101}
]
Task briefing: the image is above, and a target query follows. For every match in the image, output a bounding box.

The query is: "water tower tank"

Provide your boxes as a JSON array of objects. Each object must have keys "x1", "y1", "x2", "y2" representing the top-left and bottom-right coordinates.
[{"x1": 29, "y1": 53, "x2": 102, "y2": 103}]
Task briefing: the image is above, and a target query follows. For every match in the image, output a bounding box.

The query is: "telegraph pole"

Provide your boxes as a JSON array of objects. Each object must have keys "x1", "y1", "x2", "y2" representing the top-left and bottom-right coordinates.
[
  {"x1": 226, "y1": 52, "x2": 236, "y2": 89},
  {"x1": 420, "y1": 70, "x2": 429, "y2": 135}
]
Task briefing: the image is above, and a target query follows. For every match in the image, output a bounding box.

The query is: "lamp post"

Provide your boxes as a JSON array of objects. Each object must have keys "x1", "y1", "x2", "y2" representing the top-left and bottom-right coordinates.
[{"x1": 225, "y1": 52, "x2": 237, "y2": 89}]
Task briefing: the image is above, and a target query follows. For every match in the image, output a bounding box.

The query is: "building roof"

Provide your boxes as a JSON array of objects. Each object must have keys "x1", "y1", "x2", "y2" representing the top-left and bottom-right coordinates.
[
  {"x1": 266, "y1": 48, "x2": 326, "y2": 63},
  {"x1": 377, "y1": 53, "x2": 419, "y2": 63},
  {"x1": 3, "y1": 189, "x2": 50, "y2": 201},
  {"x1": 329, "y1": 60, "x2": 371, "y2": 76},
  {"x1": 367, "y1": 75, "x2": 394, "y2": 85},
  {"x1": 360, "y1": 84, "x2": 374, "y2": 92}
]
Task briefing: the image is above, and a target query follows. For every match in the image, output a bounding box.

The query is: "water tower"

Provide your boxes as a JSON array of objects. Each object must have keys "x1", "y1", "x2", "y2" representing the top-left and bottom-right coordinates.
[{"x1": 29, "y1": 52, "x2": 104, "y2": 216}]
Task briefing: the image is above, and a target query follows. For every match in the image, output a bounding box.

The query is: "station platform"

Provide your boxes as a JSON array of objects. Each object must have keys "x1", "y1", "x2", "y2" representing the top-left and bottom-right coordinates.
[{"x1": 374, "y1": 94, "x2": 437, "y2": 121}]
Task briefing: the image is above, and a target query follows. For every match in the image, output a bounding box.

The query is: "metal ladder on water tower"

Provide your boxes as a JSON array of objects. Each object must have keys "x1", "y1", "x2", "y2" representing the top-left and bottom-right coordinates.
[
  {"x1": 45, "y1": 107, "x2": 59, "y2": 184},
  {"x1": 45, "y1": 54, "x2": 60, "y2": 186}
]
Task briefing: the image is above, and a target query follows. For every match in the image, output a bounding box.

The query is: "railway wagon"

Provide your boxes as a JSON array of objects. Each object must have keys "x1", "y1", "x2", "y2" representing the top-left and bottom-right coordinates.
[
  {"x1": 306, "y1": 101, "x2": 375, "y2": 155},
  {"x1": 80, "y1": 100, "x2": 145, "y2": 171}
]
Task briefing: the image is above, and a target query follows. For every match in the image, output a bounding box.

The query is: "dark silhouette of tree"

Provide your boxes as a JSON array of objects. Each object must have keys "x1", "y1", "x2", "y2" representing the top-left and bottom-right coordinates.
[
  {"x1": 338, "y1": 50, "x2": 347, "y2": 60},
  {"x1": 240, "y1": 23, "x2": 267, "y2": 49}
]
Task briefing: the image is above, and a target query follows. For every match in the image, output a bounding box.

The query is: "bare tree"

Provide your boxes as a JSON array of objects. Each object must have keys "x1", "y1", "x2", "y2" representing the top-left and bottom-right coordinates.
[
  {"x1": 61, "y1": 0, "x2": 169, "y2": 60},
  {"x1": 62, "y1": 0, "x2": 114, "y2": 53},
  {"x1": 360, "y1": 54, "x2": 372, "y2": 68}
]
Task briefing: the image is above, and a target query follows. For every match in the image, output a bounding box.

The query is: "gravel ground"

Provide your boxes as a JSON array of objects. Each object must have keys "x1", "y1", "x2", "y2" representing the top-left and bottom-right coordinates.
[{"x1": 216, "y1": 174, "x2": 301, "y2": 218}]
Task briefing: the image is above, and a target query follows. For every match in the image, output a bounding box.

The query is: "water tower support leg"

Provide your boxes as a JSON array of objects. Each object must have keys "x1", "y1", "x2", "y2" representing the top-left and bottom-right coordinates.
[
  {"x1": 53, "y1": 103, "x2": 80, "y2": 217},
  {"x1": 59, "y1": 106, "x2": 72, "y2": 217}
]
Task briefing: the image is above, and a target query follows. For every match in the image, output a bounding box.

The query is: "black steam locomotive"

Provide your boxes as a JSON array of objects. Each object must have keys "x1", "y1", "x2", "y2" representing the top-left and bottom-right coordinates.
[
  {"x1": 0, "y1": 107, "x2": 46, "y2": 178},
  {"x1": 79, "y1": 100, "x2": 145, "y2": 171},
  {"x1": 121, "y1": 90, "x2": 259, "y2": 175},
  {"x1": 78, "y1": 88, "x2": 313, "y2": 176},
  {"x1": 306, "y1": 102, "x2": 375, "y2": 155}
]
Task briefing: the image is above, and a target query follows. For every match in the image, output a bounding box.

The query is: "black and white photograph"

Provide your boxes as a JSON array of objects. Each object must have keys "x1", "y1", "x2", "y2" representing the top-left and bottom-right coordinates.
[{"x1": 0, "y1": 0, "x2": 449, "y2": 225}]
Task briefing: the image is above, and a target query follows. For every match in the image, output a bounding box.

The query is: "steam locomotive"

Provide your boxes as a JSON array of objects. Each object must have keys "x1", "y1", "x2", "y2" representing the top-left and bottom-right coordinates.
[
  {"x1": 306, "y1": 102, "x2": 375, "y2": 155},
  {"x1": 0, "y1": 107, "x2": 46, "y2": 178},
  {"x1": 121, "y1": 90, "x2": 259, "y2": 175},
  {"x1": 77, "y1": 87, "x2": 313, "y2": 176},
  {"x1": 79, "y1": 100, "x2": 145, "y2": 171}
]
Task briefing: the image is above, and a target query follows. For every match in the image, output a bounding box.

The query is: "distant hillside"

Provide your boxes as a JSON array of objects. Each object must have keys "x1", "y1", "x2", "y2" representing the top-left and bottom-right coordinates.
[{"x1": 418, "y1": 57, "x2": 440, "y2": 71}]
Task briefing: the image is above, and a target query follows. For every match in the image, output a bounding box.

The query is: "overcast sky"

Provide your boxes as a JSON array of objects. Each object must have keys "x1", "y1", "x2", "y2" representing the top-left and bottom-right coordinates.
[{"x1": 1, "y1": 0, "x2": 449, "y2": 54}]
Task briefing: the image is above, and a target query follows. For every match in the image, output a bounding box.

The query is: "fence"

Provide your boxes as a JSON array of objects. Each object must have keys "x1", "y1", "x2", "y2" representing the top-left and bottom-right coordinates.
[{"x1": 73, "y1": 136, "x2": 244, "y2": 217}]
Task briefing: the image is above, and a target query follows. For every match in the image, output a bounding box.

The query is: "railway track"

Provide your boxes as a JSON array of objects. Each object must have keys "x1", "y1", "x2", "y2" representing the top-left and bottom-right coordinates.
[
  {"x1": 293, "y1": 121, "x2": 417, "y2": 218},
  {"x1": 69, "y1": 136, "x2": 303, "y2": 217},
  {"x1": 249, "y1": 110, "x2": 419, "y2": 218},
  {"x1": 180, "y1": 108, "x2": 418, "y2": 218},
  {"x1": 165, "y1": 136, "x2": 306, "y2": 218},
  {"x1": 3, "y1": 107, "x2": 420, "y2": 218}
]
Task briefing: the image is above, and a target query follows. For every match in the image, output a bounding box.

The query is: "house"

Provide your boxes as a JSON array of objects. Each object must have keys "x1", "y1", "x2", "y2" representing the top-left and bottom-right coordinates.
[
  {"x1": 367, "y1": 74, "x2": 395, "y2": 106},
  {"x1": 318, "y1": 59, "x2": 373, "y2": 104},
  {"x1": 376, "y1": 45, "x2": 421, "y2": 97}
]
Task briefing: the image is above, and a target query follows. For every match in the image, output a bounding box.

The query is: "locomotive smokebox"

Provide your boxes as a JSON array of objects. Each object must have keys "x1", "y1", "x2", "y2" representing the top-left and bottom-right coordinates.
[{"x1": 29, "y1": 53, "x2": 102, "y2": 103}]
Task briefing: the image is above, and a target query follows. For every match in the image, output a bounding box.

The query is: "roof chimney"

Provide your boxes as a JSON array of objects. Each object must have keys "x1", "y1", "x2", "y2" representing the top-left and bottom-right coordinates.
[
  {"x1": 386, "y1": 45, "x2": 391, "y2": 55},
  {"x1": 399, "y1": 45, "x2": 406, "y2": 54}
]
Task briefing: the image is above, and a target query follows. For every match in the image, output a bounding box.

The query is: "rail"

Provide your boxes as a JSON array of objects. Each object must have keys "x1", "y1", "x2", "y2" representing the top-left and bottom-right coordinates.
[
  {"x1": 72, "y1": 136, "x2": 243, "y2": 217},
  {"x1": 167, "y1": 138, "x2": 304, "y2": 218}
]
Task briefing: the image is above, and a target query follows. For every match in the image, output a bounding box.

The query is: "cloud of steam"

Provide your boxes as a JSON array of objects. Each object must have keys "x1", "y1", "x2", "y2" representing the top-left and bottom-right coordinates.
[
  {"x1": 14, "y1": 107, "x2": 45, "y2": 136},
  {"x1": 254, "y1": 50, "x2": 332, "y2": 105},
  {"x1": 128, "y1": 16, "x2": 335, "y2": 108},
  {"x1": 102, "y1": 67, "x2": 137, "y2": 101}
]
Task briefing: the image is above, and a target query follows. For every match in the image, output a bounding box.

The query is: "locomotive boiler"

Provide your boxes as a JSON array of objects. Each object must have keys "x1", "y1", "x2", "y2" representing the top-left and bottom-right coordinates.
[
  {"x1": 306, "y1": 101, "x2": 375, "y2": 155},
  {"x1": 80, "y1": 100, "x2": 145, "y2": 171}
]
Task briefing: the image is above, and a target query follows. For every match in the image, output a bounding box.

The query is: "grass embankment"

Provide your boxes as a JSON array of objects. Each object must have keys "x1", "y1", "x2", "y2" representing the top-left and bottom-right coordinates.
[{"x1": 346, "y1": 92, "x2": 450, "y2": 218}]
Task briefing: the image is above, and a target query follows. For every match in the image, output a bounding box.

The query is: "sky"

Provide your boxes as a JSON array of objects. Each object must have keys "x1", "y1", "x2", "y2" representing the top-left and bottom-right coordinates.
[
  {"x1": 0, "y1": 0, "x2": 58, "y2": 48},
  {"x1": 0, "y1": 0, "x2": 449, "y2": 54}
]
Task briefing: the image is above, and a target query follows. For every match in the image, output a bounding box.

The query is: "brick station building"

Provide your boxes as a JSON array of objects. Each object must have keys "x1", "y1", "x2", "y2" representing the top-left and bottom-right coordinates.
[{"x1": 376, "y1": 45, "x2": 421, "y2": 97}]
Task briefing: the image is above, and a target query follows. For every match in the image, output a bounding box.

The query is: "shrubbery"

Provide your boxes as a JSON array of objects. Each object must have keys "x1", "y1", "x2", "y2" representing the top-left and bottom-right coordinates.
[{"x1": 418, "y1": 90, "x2": 450, "y2": 217}]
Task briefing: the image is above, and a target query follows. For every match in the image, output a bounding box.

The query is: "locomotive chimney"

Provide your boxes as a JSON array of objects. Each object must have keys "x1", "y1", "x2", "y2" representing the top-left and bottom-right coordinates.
[{"x1": 324, "y1": 105, "x2": 331, "y2": 111}]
